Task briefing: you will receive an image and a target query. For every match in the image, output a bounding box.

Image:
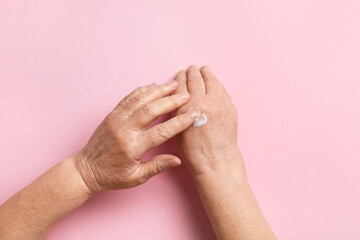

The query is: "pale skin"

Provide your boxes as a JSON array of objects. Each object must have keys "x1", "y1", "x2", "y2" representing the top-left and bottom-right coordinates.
[{"x1": 0, "y1": 65, "x2": 276, "y2": 240}]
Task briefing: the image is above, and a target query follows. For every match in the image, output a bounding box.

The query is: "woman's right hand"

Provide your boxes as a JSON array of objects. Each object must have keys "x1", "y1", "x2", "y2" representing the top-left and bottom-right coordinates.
[
  {"x1": 75, "y1": 81, "x2": 199, "y2": 194},
  {"x1": 173, "y1": 65, "x2": 245, "y2": 177}
]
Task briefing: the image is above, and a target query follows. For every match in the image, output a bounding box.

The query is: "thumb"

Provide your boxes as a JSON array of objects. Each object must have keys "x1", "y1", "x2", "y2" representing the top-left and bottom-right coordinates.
[{"x1": 139, "y1": 154, "x2": 181, "y2": 182}]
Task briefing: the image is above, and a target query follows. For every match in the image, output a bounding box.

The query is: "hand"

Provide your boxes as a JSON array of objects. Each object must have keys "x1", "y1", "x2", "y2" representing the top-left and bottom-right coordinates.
[
  {"x1": 173, "y1": 65, "x2": 244, "y2": 176},
  {"x1": 75, "y1": 81, "x2": 199, "y2": 194}
]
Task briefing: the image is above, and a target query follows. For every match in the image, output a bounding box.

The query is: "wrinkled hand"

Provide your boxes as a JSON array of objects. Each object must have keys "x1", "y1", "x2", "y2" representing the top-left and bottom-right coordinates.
[
  {"x1": 75, "y1": 81, "x2": 199, "y2": 194},
  {"x1": 173, "y1": 65, "x2": 243, "y2": 176}
]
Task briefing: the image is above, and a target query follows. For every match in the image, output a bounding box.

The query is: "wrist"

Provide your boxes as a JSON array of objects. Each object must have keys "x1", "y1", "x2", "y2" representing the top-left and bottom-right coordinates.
[
  {"x1": 191, "y1": 149, "x2": 251, "y2": 205},
  {"x1": 67, "y1": 152, "x2": 95, "y2": 197},
  {"x1": 189, "y1": 145, "x2": 248, "y2": 182},
  {"x1": 194, "y1": 162, "x2": 249, "y2": 189}
]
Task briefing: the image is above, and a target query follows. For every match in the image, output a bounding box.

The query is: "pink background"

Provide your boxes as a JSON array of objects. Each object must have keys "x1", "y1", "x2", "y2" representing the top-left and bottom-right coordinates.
[{"x1": 1, "y1": 0, "x2": 360, "y2": 239}]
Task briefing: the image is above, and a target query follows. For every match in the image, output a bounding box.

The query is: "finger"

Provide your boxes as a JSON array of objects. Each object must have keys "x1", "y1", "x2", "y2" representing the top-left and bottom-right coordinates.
[
  {"x1": 136, "y1": 154, "x2": 181, "y2": 183},
  {"x1": 119, "y1": 80, "x2": 179, "y2": 115},
  {"x1": 140, "y1": 109, "x2": 199, "y2": 152},
  {"x1": 116, "y1": 83, "x2": 156, "y2": 109},
  {"x1": 172, "y1": 70, "x2": 187, "y2": 95},
  {"x1": 186, "y1": 65, "x2": 206, "y2": 95},
  {"x1": 131, "y1": 92, "x2": 190, "y2": 129},
  {"x1": 200, "y1": 65, "x2": 222, "y2": 94}
]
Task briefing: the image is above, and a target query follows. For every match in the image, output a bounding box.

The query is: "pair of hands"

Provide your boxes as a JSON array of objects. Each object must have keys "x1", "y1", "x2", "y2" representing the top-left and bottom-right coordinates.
[
  {"x1": 75, "y1": 65, "x2": 240, "y2": 194},
  {"x1": 0, "y1": 65, "x2": 275, "y2": 240}
]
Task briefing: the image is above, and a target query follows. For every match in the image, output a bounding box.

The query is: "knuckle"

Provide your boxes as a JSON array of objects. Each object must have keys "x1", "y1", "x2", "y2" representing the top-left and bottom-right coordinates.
[
  {"x1": 130, "y1": 88, "x2": 139, "y2": 96},
  {"x1": 133, "y1": 95, "x2": 146, "y2": 106},
  {"x1": 157, "y1": 84, "x2": 168, "y2": 94},
  {"x1": 142, "y1": 104, "x2": 156, "y2": 118},
  {"x1": 154, "y1": 161, "x2": 163, "y2": 174},
  {"x1": 137, "y1": 85, "x2": 150, "y2": 94},
  {"x1": 120, "y1": 94, "x2": 132, "y2": 105},
  {"x1": 120, "y1": 85, "x2": 149, "y2": 106},
  {"x1": 176, "y1": 116, "x2": 187, "y2": 128},
  {"x1": 138, "y1": 85, "x2": 147, "y2": 92},
  {"x1": 134, "y1": 85, "x2": 146, "y2": 93},
  {"x1": 156, "y1": 125, "x2": 170, "y2": 139}
]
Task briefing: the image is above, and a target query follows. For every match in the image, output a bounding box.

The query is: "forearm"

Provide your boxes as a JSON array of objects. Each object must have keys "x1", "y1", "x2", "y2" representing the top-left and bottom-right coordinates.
[
  {"x1": 193, "y1": 153, "x2": 276, "y2": 240},
  {"x1": 0, "y1": 154, "x2": 91, "y2": 240}
]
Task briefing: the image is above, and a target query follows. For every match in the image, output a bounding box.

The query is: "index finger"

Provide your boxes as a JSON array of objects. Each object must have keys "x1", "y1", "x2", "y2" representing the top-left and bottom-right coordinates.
[{"x1": 139, "y1": 109, "x2": 198, "y2": 152}]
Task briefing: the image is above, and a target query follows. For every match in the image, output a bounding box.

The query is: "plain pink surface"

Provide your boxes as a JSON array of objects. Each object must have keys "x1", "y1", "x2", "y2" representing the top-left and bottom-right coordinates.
[{"x1": 1, "y1": 0, "x2": 360, "y2": 239}]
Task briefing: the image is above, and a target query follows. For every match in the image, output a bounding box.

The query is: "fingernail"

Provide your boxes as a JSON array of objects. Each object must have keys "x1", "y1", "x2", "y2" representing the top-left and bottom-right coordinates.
[
  {"x1": 179, "y1": 93, "x2": 190, "y2": 100},
  {"x1": 188, "y1": 110, "x2": 199, "y2": 118},
  {"x1": 168, "y1": 80, "x2": 178, "y2": 88},
  {"x1": 172, "y1": 158, "x2": 181, "y2": 166}
]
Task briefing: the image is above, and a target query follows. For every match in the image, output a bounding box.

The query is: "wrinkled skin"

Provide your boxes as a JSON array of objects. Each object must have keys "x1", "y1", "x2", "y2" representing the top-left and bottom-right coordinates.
[
  {"x1": 75, "y1": 65, "x2": 242, "y2": 194},
  {"x1": 173, "y1": 65, "x2": 243, "y2": 176},
  {"x1": 76, "y1": 81, "x2": 199, "y2": 193},
  {"x1": 0, "y1": 65, "x2": 275, "y2": 240}
]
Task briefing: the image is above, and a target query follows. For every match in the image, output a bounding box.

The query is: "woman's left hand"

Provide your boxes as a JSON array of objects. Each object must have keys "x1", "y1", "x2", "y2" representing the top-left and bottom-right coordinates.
[{"x1": 75, "y1": 80, "x2": 199, "y2": 194}]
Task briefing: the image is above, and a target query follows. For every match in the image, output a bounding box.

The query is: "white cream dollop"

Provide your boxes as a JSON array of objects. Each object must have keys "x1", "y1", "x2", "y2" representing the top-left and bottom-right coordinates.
[
  {"x1": 193, "y1": 112, "x2": 207, "y2": 127},
  {"x1": 187, "y1": 107, "x2": 207, "y2": 127}
]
